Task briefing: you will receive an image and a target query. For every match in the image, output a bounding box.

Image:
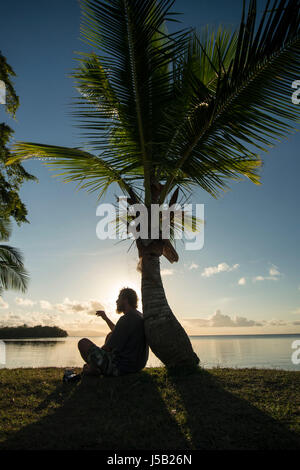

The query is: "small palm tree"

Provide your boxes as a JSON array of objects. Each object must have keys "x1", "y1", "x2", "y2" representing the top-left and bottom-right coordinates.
[
  {"x1": 8, "y1": 0, "x2": 300, "y2": 368},
  {"x1": 0, "y1": 219, "x2": 28, "y2": 294}
]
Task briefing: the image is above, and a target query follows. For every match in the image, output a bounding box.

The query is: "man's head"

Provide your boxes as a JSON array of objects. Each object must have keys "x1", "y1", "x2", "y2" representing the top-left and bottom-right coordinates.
[{"x1": 116, "y1": 287, "x2": 138, "y2": 314}]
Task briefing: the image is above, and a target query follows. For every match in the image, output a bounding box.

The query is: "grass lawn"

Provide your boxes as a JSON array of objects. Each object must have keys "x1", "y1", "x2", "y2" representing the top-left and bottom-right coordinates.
[{"x1": 0, "y1": 367, "x2": 299, "y2": 450}]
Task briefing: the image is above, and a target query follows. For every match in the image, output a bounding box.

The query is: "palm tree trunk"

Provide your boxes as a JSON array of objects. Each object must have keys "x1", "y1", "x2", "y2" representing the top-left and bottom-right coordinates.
[{"x1": 137, "y1": 241, "x2": 200, "y2": 369}]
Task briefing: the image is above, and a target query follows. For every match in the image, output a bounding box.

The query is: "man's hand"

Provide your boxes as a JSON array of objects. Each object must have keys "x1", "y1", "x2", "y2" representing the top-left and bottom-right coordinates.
[
  {"x1": 96, "y1": 310, "x2": 115, "y2": 332},
  {"x1": 96, "y1": 310, "x2": 107, "y2": 319},
  {"x1": 96, "y1": 311, "x2": 115, "y2": 332}
]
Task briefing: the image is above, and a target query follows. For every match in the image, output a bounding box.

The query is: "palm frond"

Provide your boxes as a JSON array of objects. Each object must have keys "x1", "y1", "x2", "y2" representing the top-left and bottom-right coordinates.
[
  {"x1": 159, "y1": 0, "x2": 300, "y2": 202},
  {"x1": 74, "y1": 0, "x2": 191, "y2": 204},
  {"x1": 0, "y1": 218, "x2": 12, "y2": 241},
  {"x1": 7, "y1": 0, "x2": 300, "y2": 233},
  {"x1": 7, "y1": 142, "x2": 140, "y2": 201},
  {"x1": 0, "y1": 244, "x2": 28, "y2": 293}
]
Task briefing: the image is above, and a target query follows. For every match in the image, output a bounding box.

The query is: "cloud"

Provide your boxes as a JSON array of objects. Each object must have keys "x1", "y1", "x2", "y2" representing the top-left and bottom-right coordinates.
[
  {"x1": 0, "y1": 295, "x2": 121, "y2": 334},
  {"x1": 0, "y1": 309, "x2": 101, "y2": 333},
  {"x1": 0, "y1": 305, "x2": 107, "y2": 334},
  {"x1": 161, "y1": 269, "x2": 174, "y2": 276},
  {"x1": 238, "y1": 277, "x2": 246, "y2": 286},
  {"x1": 201, "y1": 262, "x2": 239, "y2": 278},
  {"x1": 14, "y1": 297, "x2": 104, "y2": 315},
  {"x1": 39, "y1": 300, "x2": 52, "y2": 310},
  {"x1": 182, "y1": 311, "x2": 299, "y2": 332},
  {"x1": 189, "y1": 263, "x2": 199, "y2": 270},
  {"x1": 264, "y1": 319, "x2": 287, "y2": 326},
  {"x1": 253, "y1": 264, "x2": 281, "y2": 282},
  {"x1": 1, "y1": 297, "x2": 297, "y2": 336},
  {"x1": 269, "y1": 265, "x2": 280, "y2": 277},
  {"x1": 182, "y1": 309, "x2": 262, "y2": 328},
  {"x1": 0, "y1": 297, "x2": 9, "y2": 309},
  {"x1": 15, "y1": 297, "x2": 36, "y2": 307},
  {"x1": 54, "y1": 297, "x2": 104, "y2": 315},
  {"x1": 210, "y1": 310, "x2": 262, "y2": 327},
  {"x1": 218, "y1": 297, "x2": 234, "y2": 304},
  {"x1": 291, "y1": 307, "x2": 300, "y2": 314},
  {"x1": 14, "y1": 296, "x2": 105, "y2": 314}
]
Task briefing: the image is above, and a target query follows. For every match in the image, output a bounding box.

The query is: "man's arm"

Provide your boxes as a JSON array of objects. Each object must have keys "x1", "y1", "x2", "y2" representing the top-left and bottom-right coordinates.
[
  {"x1": 104, "y1": 315, "x2": 130, "y2": 351},
  {"x1": 96, "y1": 310, "x2": 115, "y2": 332}
]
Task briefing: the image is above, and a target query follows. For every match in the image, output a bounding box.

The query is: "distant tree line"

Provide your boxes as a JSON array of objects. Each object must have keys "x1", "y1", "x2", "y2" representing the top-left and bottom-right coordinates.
[{"x1": 0, "y1": 325, "x2": 68, "y2": 339}]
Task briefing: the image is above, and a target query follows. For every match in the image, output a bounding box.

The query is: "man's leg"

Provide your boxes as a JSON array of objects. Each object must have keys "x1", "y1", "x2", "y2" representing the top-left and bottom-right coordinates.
[
  {"x1": 102, "y1": 331, "x2": 112, "y2": 347},
  {"x1": 78, "y1": 338, "x2": 94, "y2": 362},
  {"x1": 78, "y1": 336, "x2": 120, "y2": 377},
  {"x1": 78, "y1": 338, "x2": 100, "y2": 376}
]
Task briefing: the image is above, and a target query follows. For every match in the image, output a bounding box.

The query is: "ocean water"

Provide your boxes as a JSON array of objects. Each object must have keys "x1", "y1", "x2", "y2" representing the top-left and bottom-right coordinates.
[{"x1": 1, "y1": 334, "x2": 300, "y2": 371}]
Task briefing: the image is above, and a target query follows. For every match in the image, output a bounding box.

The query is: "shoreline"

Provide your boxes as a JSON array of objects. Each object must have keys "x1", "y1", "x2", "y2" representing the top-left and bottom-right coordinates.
[
  {"x1": 2, "y1": 332, "x2": 300, "y2": 340},
  {"x1": 1, "y1": 365, "x2": 300, "y2": 371}
]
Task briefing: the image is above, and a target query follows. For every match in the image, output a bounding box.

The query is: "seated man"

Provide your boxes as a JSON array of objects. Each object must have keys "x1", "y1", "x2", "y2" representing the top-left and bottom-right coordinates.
[{"x1": 78, "y1": 288, "x2": 149, "y2": 377}]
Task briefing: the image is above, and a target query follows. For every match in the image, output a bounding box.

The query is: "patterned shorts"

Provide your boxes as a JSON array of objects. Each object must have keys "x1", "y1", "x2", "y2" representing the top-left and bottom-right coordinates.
[{"x1": 87, "y1": 345, "x2": 120, "y2": 377}]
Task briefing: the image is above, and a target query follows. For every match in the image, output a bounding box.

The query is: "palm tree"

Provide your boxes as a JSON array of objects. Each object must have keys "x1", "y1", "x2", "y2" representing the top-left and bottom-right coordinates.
[
  {"x1": 0, "y1": 218, "x2": 28, "y2": 294},
  {"x1": 8, "y1": 0, "x2": 300, "y2": 369}
]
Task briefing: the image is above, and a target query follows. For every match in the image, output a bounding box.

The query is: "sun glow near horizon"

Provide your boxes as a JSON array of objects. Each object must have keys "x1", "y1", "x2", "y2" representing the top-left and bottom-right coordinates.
[{"x1": 103, "y1": 280, "x2": 142, "y2": 318}]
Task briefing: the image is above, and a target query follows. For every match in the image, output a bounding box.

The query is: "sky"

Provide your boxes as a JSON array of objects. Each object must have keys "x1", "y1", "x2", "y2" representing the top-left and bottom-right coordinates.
[{"x1": 0, "y1": 0, "x2": 299, "y2": 336}]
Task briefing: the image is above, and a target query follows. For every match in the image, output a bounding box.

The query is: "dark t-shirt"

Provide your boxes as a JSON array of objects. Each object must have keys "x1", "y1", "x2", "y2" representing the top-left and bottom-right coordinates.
[{"x1": 105, "y1": 310, "x2": 149, "y2": 374}]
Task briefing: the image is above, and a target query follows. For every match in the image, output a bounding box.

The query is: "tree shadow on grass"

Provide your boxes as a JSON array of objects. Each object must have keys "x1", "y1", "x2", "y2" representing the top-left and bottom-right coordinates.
[
  {"x1": 1, "y1": 367, "x2": 299, "y2": 450},
  {"x1": 166, "y1": 367, "x2": 300, "y2": 450},
  {"x1": 0, "y1": 370, "x2": 187, "y2": 450}
]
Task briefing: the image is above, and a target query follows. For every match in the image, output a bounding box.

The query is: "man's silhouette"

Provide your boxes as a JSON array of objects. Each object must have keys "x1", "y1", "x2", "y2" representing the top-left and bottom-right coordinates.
[{"x1": 78, "y1": 288, "x2": 149, "y2": 376}]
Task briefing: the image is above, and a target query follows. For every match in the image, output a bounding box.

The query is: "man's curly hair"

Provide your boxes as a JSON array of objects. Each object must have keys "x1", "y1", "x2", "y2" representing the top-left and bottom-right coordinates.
[{"x1": 119, "y1": 287, "x2": 138, "y2": 309}]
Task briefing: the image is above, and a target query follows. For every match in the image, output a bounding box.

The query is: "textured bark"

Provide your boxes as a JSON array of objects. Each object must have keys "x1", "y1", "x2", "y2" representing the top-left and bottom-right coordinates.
[{"x1": 137, "y1": 240, "x2": 200, "y2": 368}]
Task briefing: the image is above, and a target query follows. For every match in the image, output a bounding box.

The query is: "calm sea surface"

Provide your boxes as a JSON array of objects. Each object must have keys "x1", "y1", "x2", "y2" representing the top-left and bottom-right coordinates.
[{"x1": 1, "y1": 334, "x2": 300, "y2": 371}]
